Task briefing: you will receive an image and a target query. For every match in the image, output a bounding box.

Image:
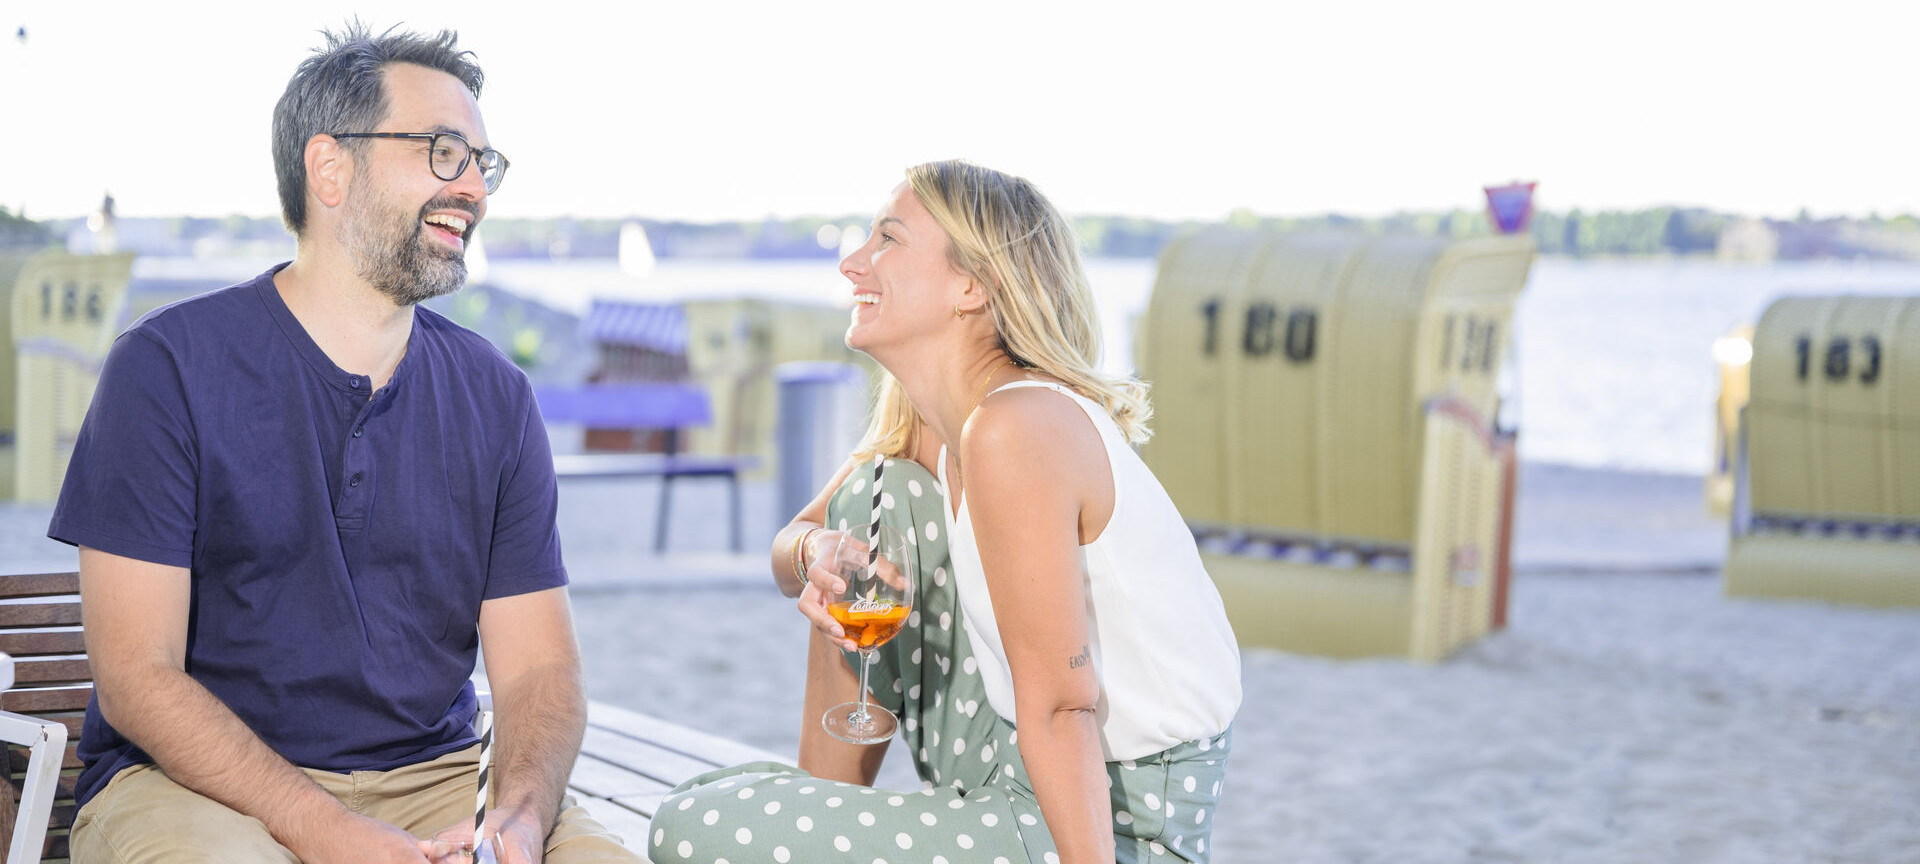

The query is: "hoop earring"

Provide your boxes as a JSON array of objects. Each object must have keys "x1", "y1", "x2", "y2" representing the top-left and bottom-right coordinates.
[{"x1": 954, "y1": 305, "x2": 968, "y2": 319}]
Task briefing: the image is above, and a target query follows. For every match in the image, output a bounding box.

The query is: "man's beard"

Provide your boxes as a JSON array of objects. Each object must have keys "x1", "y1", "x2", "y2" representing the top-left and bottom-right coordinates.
[{"x1": 339, "y1": 186, "x2": 474, "y2": 306}]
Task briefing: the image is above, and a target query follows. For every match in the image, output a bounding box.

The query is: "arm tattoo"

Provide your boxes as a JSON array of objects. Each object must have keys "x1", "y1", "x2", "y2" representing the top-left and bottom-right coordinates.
[{"x1": 1069, "y1": 645, "x2": 1091, "y2": 669}]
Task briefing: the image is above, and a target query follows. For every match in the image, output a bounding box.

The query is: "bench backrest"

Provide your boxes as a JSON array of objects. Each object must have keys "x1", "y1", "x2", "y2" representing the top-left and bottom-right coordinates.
[{"x1": 1, "y1": 571, "x2": 87, "y2": 863}]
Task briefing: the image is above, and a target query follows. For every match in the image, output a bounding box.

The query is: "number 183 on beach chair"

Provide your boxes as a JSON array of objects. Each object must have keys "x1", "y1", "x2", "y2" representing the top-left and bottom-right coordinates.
[{"x1": 1722, "y1": 294, "x2": 1920, "y2": 608}]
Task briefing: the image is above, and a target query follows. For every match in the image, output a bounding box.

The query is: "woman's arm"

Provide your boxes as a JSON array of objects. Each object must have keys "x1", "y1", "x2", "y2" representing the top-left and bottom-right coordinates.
[
  {"x1": 770, "y1": 457, "x2": 861, "y2": 598},
  {"x1": 784, "y1": 457, "x2": 889, "y2": 783},
  {"x1": 962, "y1": 390, "x2": 1117, "y2": 864},
  {"x1": 795, "y1": 627, "x2": 890, "y2": 784},
  {"x1": 792, "y1": 424, "x2": 950, "y2": 786}
]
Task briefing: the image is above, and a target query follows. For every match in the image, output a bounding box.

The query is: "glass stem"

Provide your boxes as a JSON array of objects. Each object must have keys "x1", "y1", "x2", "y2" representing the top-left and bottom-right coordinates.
[{"x1": 853, "y1": 649, "x2": 875, "y2": 725}]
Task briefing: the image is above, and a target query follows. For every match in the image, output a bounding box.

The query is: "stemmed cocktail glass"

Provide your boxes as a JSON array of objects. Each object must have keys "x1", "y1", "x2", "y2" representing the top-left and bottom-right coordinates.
[{"x1": 821, "y1": 523, "x2": 913, "y2": 745}]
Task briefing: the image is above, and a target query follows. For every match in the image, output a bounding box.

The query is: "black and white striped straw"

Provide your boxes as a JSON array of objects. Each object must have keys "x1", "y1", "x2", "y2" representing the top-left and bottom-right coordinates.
[
  {"x1": 867, "y1": 455, "x2": 885, "y2": 576},
  {"x1": 473, "y1": 711, "x2": 493, "y2": 855}
]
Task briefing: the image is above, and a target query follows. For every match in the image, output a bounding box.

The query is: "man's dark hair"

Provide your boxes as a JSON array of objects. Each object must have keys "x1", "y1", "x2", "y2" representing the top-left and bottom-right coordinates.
[{"x1": 272, "y1": 23, "x2": 484, "y2": 234}]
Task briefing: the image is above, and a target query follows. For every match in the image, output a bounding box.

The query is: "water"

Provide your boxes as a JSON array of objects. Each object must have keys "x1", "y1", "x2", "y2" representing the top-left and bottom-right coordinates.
[
  {"x1": 1515, "y1": 258, "x2": 1920, "y2": 473},
  {"x1": 486, "y1": 255, "x2": 1920, "y2": 475},
  {"x1": 142, "y1": 255, "x2": 1920, "y2": 476}
]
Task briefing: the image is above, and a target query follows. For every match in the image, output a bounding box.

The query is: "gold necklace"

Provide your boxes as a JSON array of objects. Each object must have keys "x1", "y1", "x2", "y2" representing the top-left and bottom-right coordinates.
[
  {"x1": 953, "y1": 356, "x2": 1013, "y2": 483},
  {"x1": 967, "y1": 357, "x2": 1014, "y2": 419}
]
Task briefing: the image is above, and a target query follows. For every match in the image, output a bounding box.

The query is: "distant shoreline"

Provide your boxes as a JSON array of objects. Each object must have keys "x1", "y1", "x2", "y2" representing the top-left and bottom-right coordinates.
[{"x1": 10, "y1": 207, "x2": 1920, "y2": 263}]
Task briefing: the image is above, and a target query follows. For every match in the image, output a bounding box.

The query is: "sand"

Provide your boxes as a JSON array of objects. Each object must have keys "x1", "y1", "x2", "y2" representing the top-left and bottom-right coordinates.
[
  {"x1": 555, "y1": 465, "x2": 1920, "y2": 864},
  {"x1": 6, "y1": 462, "x2": 1915, "y2": 863}
]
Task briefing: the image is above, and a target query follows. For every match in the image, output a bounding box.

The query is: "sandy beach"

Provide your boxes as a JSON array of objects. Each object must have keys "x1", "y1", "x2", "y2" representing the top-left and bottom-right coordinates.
[{"x1": 5, "y1": 461, "x2": 1915, "y2": 863}]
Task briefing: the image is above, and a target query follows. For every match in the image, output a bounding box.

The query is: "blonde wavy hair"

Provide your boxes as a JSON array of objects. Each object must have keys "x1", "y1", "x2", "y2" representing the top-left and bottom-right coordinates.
[{"x1": 853, "y1": 160, "x2": 1153, "y2": 461}]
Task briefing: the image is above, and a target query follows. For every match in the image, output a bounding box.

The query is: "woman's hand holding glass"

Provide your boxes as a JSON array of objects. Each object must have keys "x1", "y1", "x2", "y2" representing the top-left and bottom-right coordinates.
[
  {"x1": 813, "y1": 524, "x2": 913, "y2": 745},
  {"x1": 796, "y1": 527, "x2": 910, "y2": 654}
]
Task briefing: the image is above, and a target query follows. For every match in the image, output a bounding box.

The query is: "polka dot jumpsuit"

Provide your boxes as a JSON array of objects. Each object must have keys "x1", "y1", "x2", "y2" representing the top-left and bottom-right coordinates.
[{"x1": 648, "y1": 459, "x2": 1231, "y2": 863}]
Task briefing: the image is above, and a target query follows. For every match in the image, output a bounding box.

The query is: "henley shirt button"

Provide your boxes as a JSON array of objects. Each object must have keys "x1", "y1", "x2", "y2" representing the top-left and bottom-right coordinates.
[
  {"x1": 353, "y1": 427, "x2": 364, "y2": 438},
  {"x1": 349, "y1": 473, "x2": 362, "y2": 487},
  {"x1": 349, "y1": 377, "x2": 362, "y2": 389}
]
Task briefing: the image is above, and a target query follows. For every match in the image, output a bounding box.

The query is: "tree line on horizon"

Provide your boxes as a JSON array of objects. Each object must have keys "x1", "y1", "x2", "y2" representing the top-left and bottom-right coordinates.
[{"x1": 7, "y1": 204, "x2": 1919, "y2": 260}]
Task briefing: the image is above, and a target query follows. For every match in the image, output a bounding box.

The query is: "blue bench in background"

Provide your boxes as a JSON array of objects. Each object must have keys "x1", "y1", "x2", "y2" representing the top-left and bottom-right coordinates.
[{"x1": 535, "y1": 383, "x2": 758, "y2": 553}]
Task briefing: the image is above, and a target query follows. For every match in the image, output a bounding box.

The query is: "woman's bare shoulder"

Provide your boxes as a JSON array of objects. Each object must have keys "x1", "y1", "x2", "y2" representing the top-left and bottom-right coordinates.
[{"x1": 961, "y1": 384, "x2": 1103, "y2": 486}]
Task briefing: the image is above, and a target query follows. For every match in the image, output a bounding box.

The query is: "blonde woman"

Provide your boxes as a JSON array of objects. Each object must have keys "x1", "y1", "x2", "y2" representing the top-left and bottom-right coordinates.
[{"x1": 651, "y1": 161, "x2": 1241, "y2": 864}]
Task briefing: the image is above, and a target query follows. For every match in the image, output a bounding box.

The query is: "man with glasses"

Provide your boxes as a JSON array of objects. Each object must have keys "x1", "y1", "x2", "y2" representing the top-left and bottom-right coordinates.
[{"x1": 50, "y1": 24, "x2": 642, "y2": 863}]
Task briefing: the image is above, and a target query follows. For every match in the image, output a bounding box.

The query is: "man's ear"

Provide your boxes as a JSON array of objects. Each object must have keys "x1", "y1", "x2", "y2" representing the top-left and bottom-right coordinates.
[{"x1": 305, "y1": 134, "x2": 352, "y2": 211}]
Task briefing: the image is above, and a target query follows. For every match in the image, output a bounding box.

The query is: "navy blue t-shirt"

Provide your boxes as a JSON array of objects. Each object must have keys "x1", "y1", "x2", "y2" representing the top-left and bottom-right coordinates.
[{"x1": 49, "y1": 264, "x2": 568, "y2": 807}]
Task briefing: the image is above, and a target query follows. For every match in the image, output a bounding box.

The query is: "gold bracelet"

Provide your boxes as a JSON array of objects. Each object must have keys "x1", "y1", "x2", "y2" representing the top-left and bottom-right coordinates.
[{"x1": 792, "y1": 527, "x2": 822, "y2": 586}]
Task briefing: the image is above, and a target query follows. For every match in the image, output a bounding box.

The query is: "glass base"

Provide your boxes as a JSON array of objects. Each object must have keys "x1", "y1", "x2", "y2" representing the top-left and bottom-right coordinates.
[{"x1": 823, "y1": 700, "x2": 898, "y2": 745}]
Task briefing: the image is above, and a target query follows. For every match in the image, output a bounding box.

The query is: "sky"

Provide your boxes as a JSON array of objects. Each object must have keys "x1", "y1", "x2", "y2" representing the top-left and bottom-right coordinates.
[{"x1": 2, "y1": 0, "x2": 1915, "y2": 223}]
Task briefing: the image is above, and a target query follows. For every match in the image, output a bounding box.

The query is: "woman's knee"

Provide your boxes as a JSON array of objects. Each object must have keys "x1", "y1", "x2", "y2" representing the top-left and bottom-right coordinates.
[{"x1": 652, "y1": 768, "x2": 801, "y2": 862}]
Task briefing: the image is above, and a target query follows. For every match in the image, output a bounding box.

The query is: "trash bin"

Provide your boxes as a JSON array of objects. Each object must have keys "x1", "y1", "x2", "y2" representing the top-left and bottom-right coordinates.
[{"x1": 775, "y1": 361, "x2": 870, "y2": 523}]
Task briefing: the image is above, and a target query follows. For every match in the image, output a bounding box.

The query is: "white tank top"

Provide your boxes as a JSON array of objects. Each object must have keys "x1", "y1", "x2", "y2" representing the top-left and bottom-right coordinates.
[{"x1": 938, "y1": 380, "x2": 1241, "y2": 761}]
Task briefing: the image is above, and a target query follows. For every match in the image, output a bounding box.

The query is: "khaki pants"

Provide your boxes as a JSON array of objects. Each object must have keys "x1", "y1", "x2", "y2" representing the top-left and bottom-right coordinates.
[{"x1": 70, "y1": 745, "x2": 643, "y2": 863}]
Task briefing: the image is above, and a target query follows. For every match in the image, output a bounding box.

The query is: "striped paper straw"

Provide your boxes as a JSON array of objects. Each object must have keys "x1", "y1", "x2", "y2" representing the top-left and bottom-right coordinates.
[
  {"x1": 473, "y1": 711, "x2": 493, "y2": 855},
  {"x1": 867, "y1": 455, "x2": 885, "y2": 576}
]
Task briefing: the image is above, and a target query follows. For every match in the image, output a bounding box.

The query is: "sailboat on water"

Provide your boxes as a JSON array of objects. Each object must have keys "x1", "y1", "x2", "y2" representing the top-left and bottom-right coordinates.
[{"x1": 619, "y1": 221, "x2": 657, "y2": 280}]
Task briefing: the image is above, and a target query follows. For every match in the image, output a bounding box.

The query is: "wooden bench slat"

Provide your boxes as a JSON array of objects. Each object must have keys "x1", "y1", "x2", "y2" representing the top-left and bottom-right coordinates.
[
  {"x1": 579, "y1": 726, "x2": 721, "y2": 789},
  {"x1": 587, "y1": 701, "x2": 785, "y2": 767},
  {"x1": 40, "y1": 770, "x2": 79, "y2": 801},
  {"x1": 0, "y1": 573, "x2": 81, "y2": 598},
  {"x1": 567, "y1": 751, "x2": 678, "y2": 800},
  {"x1": 609, "y1": 791, "x2": 668, "y2": 819},
  {"x1": 43, "y1": 829, "x2": 69, "y2": 859},
  {"x1": 8, "y1": 740, "x2": 83, "y2": 771},
  {"x1": 0, "y1": 601, "x2": 82, "y2": 627},
  {"x1": 13, "y1": 656, "x2": 91, "y2": 685},
  {"x1": 1, "y1": 684, "x2": 92, "y2": 714},
  {"x1": 33, "y1": 712, "x2": 85, "y2": 739},
  {"x1": 2, "y1": 800, "x2": 81, "y2": 858},
  {"x1": 570, "y1": 795, "x2": 656, "y2": 845},
  {"x1": 0, "y1": 629, "x2": 87, "y2": 656}
]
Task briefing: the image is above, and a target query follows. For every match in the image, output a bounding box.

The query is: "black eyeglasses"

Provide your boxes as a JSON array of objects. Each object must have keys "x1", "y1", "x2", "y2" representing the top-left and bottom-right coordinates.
[{"x1": 331, "y1": 131, "x2": 510, "y2": 194}]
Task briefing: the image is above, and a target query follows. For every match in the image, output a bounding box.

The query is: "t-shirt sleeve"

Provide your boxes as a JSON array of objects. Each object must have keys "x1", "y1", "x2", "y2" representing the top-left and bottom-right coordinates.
[
  {"x1": 483, "y1": 385, "x2": 568, "y2": 599},
  {"x1": 48, "y1": 329, "x2": 198, "y2": 567}
]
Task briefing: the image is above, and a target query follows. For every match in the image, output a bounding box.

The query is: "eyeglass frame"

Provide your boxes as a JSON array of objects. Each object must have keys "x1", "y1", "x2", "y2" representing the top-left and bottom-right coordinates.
[{"x1": 329, "y1": 131, "x2": 510, "y2": 193}]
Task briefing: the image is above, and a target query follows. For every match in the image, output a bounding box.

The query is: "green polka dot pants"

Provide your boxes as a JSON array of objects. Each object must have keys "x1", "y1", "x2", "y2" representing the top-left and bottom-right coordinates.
[{"x1": 649, "y1": 459, "x2": 1232, "y2": 863}]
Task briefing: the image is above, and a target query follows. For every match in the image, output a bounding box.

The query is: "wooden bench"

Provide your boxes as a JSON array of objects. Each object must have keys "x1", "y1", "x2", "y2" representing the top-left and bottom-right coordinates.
[
  {"x1": 0, "y1": 572, "x2": 782, "y2": 863},
  {"x1": 0, "y1": 572, "x2": 88, "y2": 863},
  {"x1": 538, "y1": 383, "x2": 760, "y2": 553},
  {"x1": 566, "y1": 700, "x2": 783, "y2": 846}
]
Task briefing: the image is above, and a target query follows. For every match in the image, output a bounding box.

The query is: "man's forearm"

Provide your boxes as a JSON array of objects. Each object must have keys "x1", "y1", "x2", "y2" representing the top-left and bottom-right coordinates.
[
  {"x1": 490, "y1": 658, "x2": 588, "y2": 836},
  {"x1": 98, "y1": 666, "x2": 347, "y2": 848}
]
